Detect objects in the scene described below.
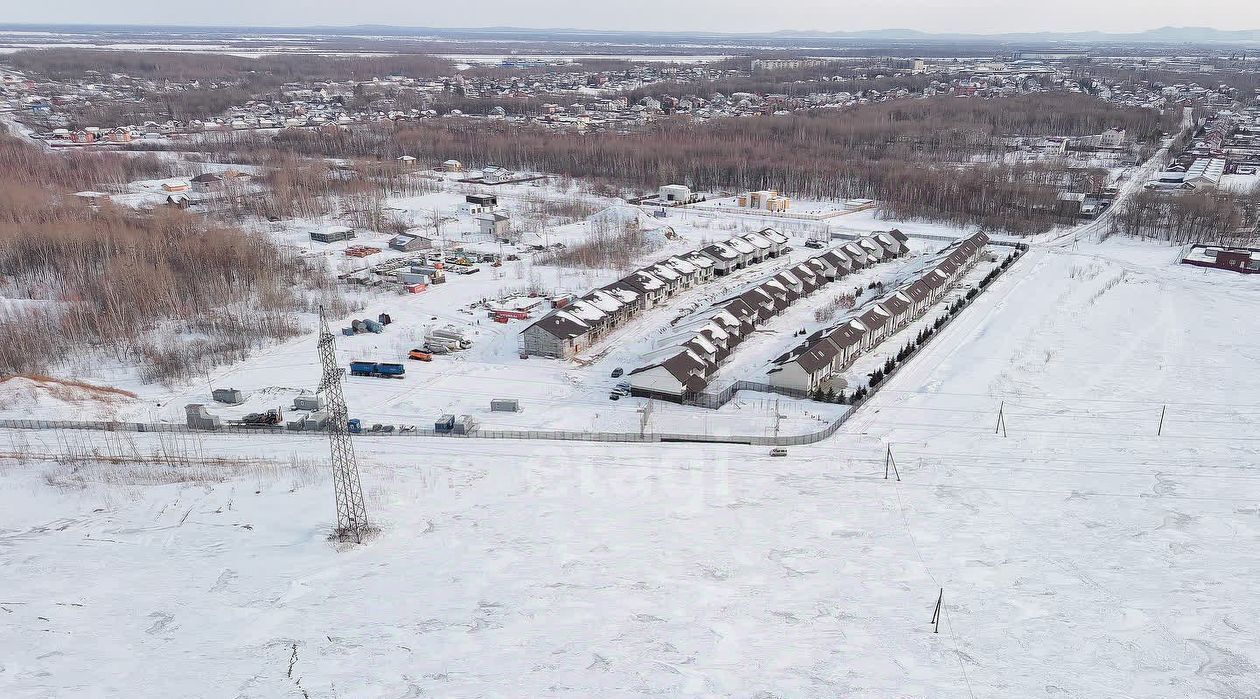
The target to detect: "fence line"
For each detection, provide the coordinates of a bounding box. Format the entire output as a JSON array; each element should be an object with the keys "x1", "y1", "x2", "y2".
[
  {"x1": 0, "y1": 246, "x2": 1026, "y2": 448},
  {"x1": 0, "y1": 416, "x2": 850, "y2": 447}
]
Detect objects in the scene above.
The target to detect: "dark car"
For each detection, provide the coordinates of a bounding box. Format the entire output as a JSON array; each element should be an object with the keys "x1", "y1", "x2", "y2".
[{"x1": 611, "y1": 367, "x2": 624, "y2": 378}]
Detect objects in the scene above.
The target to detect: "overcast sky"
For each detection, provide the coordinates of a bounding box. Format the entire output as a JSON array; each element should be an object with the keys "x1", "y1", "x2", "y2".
[{"x1": 6, "y1": 0, "x2": 1259, "y2": 35}]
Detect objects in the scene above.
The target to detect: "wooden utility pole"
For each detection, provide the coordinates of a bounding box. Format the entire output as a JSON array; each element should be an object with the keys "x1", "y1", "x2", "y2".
[
  {"x1": 931, "y1": 588, "x2": 943, "y2": 634},
  {"x1": 995, "y1": 401, "x2": 1007, "y2": 438},
  {"x1": 1157, "y1": 405, "x2": 1167, "y2": 436},
  {"x1": 884, "y1": 444, "x2": 900, "y2": 481}
]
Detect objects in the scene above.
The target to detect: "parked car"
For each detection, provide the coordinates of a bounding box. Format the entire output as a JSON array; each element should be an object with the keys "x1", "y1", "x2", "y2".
[
  {"x1": 804, "y1": 240, "x2": 825, "y2": 249},
  {"x1": 611, "y1": 367, "x2": 624, "y2": 378},
  {"x1": 609, "y1": 393, "x2": 620, "y2": 401},
  {"x1": 769, "y1": 447, "x2": 788, "y2": 457},
  {"x1": 408, "y1": 349, "x2": 433, "y2": 362},
  {"x1": 612, "y1": 386, "x2": 631, "y2": 397}
]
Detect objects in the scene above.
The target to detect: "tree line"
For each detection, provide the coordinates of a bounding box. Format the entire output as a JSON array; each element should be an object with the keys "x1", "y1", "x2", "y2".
[
  {"x1": 1112, "y1": 188, "x2": 1260, "y2": 245},
  {"x1": 200, "y1": 94, "x2": 1160, "y2": 233},
  {"x1": 0, "y1": 125, "x2": 345, "y2": 383},
  {"x1": 5, "y1": 49, "x2": 454, "y2": 84}
]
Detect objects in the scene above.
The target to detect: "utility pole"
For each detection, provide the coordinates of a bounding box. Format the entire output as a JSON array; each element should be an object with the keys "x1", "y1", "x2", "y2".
[
  {"x1": 930, "y1": 588, "x2": 943, "y2": 634},
  {"x1": 884, "y1": 444, "x2": 900, "y2": 481},
  {"x1": 995, "y1": 401, "x2": 1007, "y2": 438},
  {"x1": 1157, "y1": 404, "x2": 1167, "y2": 436},
  {"x1": 317, "y1": 308, "x2": 370, "y2": 543}
]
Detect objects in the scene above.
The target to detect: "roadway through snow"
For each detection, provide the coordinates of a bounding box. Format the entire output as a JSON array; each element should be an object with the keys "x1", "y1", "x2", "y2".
[{"x1": 1039, "y1": 105, "x2": 1196, "y2": 249}]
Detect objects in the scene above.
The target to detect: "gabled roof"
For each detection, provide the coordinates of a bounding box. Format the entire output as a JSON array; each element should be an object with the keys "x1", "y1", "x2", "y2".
[
  {"x1": 584, "y1": 289, "x2": 625, "y2": 313},
  {"x1": 796, "y1": 339, "x2": 840, "y2": 373},
  {"x1": 528, "y1": 311, "x2": 590, "y2": 340},
  {"x1": 567, "y1": 299, "x2": 609, "y2": 324},
  {"x1": 859, "y1": 237, "x2": 889, "y2": 257},
  {"x1": 824, "y1": 250, "x2": 853, "y2": 269},
  {"x1": 918, "y1": 269, "x2": 945, "y2": 290},
  {"x1": 601, "y1": 283, "x2": 641, "y2": 304},
  {"x1": 719, "y1": 298, "x2": 759, "y2": 324},
  {"x1": 882, "y1": 292, "x2": 912, "y2": 316},
  {"x1": 627, "y1": 269, "x2": 665, "y2": 292},
  {"x1": 650, "y1": 263, "x2": 680, "y2": 282},
  {"x1": 857, "y1": 305, "x2": 892, "y2": 330},
  {"x1": 667, "y1": 256, "x2": 697, "y2": 275},
  {"x1": 905, "y1": 279, "x2": 932, "y2": 303},
  {"x1": 828, "y1": 322, "x2": 865, "y2": 349},
  {"x1": 702, "y1": 242, "x2": 738, "y2": 260},
  {"x1": 887, "y1": 228, "x2": 909, "y2": 244},
  {"x1": 793, "y1": 263, "x2": 817, "y2": 280},
  {"x1": 726, "y1": 237, "x2": 756, "y2": 254},
  {"x1": 742, "y1": 232, "x2": 772, "y2": 249},
  {"x1": 758, "y1": 228, "x2": 788, "y2": 244},
  {"x1": 684, "y1": 334, "x2": 719, "y2": 357},
  {"x1": 842, "y1": 242, "x2": 871, "y2": 264},
  {"x1": 684, "y1": 252, "x2": 715, "y2": 268}
]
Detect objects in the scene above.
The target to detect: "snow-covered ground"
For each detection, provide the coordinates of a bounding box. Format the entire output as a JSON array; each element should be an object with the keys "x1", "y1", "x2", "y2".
[
  {"x1": 2, "y1": 179, "x2": 955, "y2": 438},
  {"x1": 3, "y1": 235, "x2": 1259, "y2": 697}
]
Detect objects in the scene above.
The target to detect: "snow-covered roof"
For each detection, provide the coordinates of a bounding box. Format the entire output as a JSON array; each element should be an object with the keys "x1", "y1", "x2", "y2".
[
  {"x1": 667, "y1": 256, "x2": 697, "y2": 274},
  {"x1": 567, "y1": 300, "x2": 608, "y2": 323},
  {"x1": 651, "y1": 264, "x2": 680, "y2": 282},
  {"x1": 742, "y1": 232, "x2": 771, "y2": 249}
]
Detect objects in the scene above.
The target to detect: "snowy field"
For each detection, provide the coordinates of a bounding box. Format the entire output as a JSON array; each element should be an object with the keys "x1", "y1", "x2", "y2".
[{"x1": 3, "y1": 235, "x2": 1259, "y2": 697}]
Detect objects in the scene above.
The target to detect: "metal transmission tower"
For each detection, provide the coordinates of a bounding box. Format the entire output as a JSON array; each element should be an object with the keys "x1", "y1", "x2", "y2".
[{"x1": 316, "y1": 310, "x2": 369, "y2": 542}]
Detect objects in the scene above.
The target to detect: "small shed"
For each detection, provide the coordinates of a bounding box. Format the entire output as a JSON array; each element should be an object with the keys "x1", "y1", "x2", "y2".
[
  {"x1": 490, "y1": 399, "x2": 520, "y2": 412},
  {"x1": 477, "y1": 212, "x2": 511, "y2": 238},
  {"x1": 190, "y1": 173, "x2": 224, "y2": 191},
  {"x1": 212, "y1": 388, "x2": 245, "y2": 405},
  {"x1": 311, "y1": 226, "x2": 356, "y2": 244},
  {"x1": 293, "y1": 394, "x2": 325, "y2": 411},
  {"x1": 658, "y1": 184, "x2": 692, "y2": 203},
  {"x1": 389, "y1": 233, "x2": 432, "y2": 252},
  {"x1": 185, "y1": 404, "x2": 222, "y2": 430}
]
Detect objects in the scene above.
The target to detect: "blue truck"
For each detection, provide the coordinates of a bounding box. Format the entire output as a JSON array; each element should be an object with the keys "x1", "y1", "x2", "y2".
[{"x1": 349, "y1": 361, "x2": 406, "y2": 378}]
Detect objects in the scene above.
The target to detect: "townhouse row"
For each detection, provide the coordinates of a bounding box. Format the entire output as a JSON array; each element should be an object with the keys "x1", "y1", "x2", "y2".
[
  {"x1": 766, "y1": 232, "x2": 991, "y2": 394},
  {"x1": 626, "y1": 230, "x2": 912, "y2": 401},
  {"x1": 520, "y1": 228, "x2": 791, "y2": 358}
]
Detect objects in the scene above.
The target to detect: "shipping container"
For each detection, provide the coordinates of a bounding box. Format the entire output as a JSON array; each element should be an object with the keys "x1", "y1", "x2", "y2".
[{"x1": 349, "y1": 361, "x2": 406, "y2": 378}]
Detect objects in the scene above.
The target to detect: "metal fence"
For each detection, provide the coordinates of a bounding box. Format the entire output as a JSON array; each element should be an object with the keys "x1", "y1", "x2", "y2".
[
  {"x1": 0, "y1": 249, "x2": 1024, "y2": 449},
  {"x1": 689, "y1": 380, "x2": 811, "y2": 409},
  {"x1": 0, "y1": 416, "x2": 850, "y2": 447}
]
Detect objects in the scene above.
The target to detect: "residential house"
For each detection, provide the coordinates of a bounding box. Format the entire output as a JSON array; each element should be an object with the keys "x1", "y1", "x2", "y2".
[
  {"x1": 628, "y1": 349, "x2": 710, "y2": 399},
  {"x1": 521, "y1": 311, "x2": 592, "y2": 358},
  {"x1": 701, "y1": 242, "x2": 740, "y2": 276}
]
